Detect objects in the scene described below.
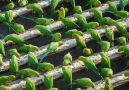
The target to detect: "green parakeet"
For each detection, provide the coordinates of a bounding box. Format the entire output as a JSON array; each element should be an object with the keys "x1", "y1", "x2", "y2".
[
  {"x1": 62, "y1": 53, "x2": 72, "y2": 66},
  {"x1": 39, "y1": 41, "x2": 63, "y2": 63},
  {"x1": 83, "y1": 48, "x2": 93, "y2": 56},
  {"x1": 74, "y1": 78, "x2": 95, "y2": 88},
  {"x1": 9, "y1": 55, "x2": 19, "y2": 73},
  {"x1": 10, "y1": 23, "x2": 25, "y2": 33},
  {"x1": 118, "y1": 46, "x2": 129, "y2": 57},
  {"x1": 73, "y1": 6, "x2": 82, "y2": 14},
  {"x1": 0, "y1": 41, "x2": 5, "y2": 56},
  {"x1": 78, "y1": 56, "x2": 102, "y2": 79},
  {"x1": 0, "y1": 54, "x2": 3, "y2": 66},
  {"x1": 0, "y1": 75, "x2": 16, "y2": 85},
  {"x1": 4, "y1": 34, "x2": 24, "y2": 44},
  {"x1": 87, "y1": 29, "x2": 101, "y2": 42},
  {"x1": 83, "y1": 22, "x2": 99, "y2": 31},
  {"x1": 57, "y1": 7, "x2": 67, "y2": 19},
  {"x1": 104, "y1": 25, "x2": 114, "y2": 46},
  {"x1": 124, "y1": 71, "x2": 129, "y2": 76},
  {"x1": 19, "y1": 44, "x2": 39, "y2": 52},
  {"x1": 100, "y1": 52, "x2": 111, "y2": 68},
  {"x1": 86, "y1": 0, "x2": 101, "y2": 7},
  {"x1": 112, "y1": 21, "x2": 127, "y2": 35},
  {"x1": 60, "y1": 17, "x2": 79, "y2": 28},
  {"x1": 90, "y1": 8, "x2": 103, "y2": 20},
  {"x1": 0, "y1": 13, "x2": 6, "y2": 22},
  {"x1": 115, "y1": 36, "x2": 126, "y2": 45},
  {"x1": 44, "y1": 74, "x2": 53, "y2": 89},
  {"x1": 101, "y1": 68, "x2": 113, "y2": 79},
  {"x1": 114, "y1": 11, "x2": 129, "y2": 18},
  {"x1": 28, "y1": 52, "x2": 38, "y2": 67},
  {"x1": 106, "y1": 1, "x2": 117, "y2": 12},
  {"x1": 0, "y1": 85, "x2": 11, "y2": 90},
  {"x1": 72, "y1": 33, "x2": 87, "y2": 49},
  {"x1": 16, "y1": 68, "x2": 40, "y2": 78},
  {"x1": 62, "y1": 66, "x2": 72, "y2": 84},
  {"x1": 73, "y1": 14, "x2": 87, "y2": 27},
  {"x1": 98, "y1": 41, "x2": 110, "y2": 52},
  {"x1": 34, "y1": 18, "x2": 54, "y2": 25},
  {"x1": 104, "y1": 77, "x2": 113, "y2": 90},
  {"x1": 99, "y1": 17, "x2": 115, "y2": 25},
  {"x1": 66, "y1": 0, "x2": 75, "y2": 7},
  {"x1": 34, "y1": 25, "x2": 52, "y2": 36},
  {"x1": 9, "y1": 49, "x2": 20, "y2": 58},
  {"x1": 5, "y1": 10, "x2": 14, "y2": 23},
  {"x1": 27, "y1": 3, "x2": 43, "y2": 17},
  {"x1": 38, "y1": 62, "x2": 54, "y2": 71},
  {"x1": 52, "y1": 33, "x2": 62, "y2": 42},
  {"x1": 18, "y1": 0, "x2": 28, "y2": 7},
  {"x1": 26, "y1": 78, "x2": 36, "y2": 90},
  {"x1": 6, "y1": 2, "x2": 15, "y2": 10},
  {"x1": 50, "y1": 0, "x2": 59, "y2": 17},
  {"x1": 65, "y1": 29, "x2": 83, "y2": 37}
]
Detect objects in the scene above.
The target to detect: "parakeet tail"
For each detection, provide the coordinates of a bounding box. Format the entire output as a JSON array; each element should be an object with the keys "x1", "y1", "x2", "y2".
[
  {"x1": 93, "y1": 70, "x2": 103, "y2": 79},
  {"x1": 17, "y1": 14, "x2": 34, "y2": 21},
  {"x1": 50, "y1": 8, "x2": 55, "y2": 18},
  {"x1": 124, "y1": 65, "x2": 129, "y2": 70},
  {"x1": 64, "y1": 82, "x2": 76, "y2": 87},
  {"x1": 39, "y1": 52, "x2": 50, "y2": 63}
]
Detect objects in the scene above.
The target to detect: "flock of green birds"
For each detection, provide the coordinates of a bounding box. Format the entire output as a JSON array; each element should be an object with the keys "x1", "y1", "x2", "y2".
[{"x1": 0, "y1": 0, "x2": 129, "y2": 90}]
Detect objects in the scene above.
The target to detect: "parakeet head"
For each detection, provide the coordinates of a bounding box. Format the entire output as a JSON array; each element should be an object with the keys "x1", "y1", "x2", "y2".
[
  {"x1": 49, "y1": 19, "x2": 54, "y2": 23},
  {"x1": 72, "y1": 33, "x2": 78, "y2": 38},
  {"x1": 8, "y1": 75, "x2": 16, "y2": 80},
  {"x1": 105, "y1": 77, "x2": 111, "y2": 85},
  {"x1": 104, "y1": 25, "x2": 108, "y2": 29},
  {"x1": 78, "y1": 56, "x2": 85, "y2": 61},
  {"x1": 118, "y1": 46, "x2": 125, "y2": 52},
  {"x1": 83, "y1": 48, "x2": 93, "y2": 56},
  {"x1": 35, "y1": 71, "x2": 40, "y2": 77}
]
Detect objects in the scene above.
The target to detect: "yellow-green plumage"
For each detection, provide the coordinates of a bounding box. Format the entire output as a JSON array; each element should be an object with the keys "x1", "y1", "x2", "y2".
[
  {"x1": 104, "y1": 77, "x2": 113, "y2": 90},
  {"x1": 5, "y1": 10, "x2": 14, "y2": 23},
  {"x1": 0, "y1": 54, "x2": 3, "y2": 66},
  {"x1": 26, "y1": 78, "x2": 36, "y2": 90},
  {"x1": 44, "y1": 74, "x2": 53, "y2": 89},
  {"x1": 19, "y1": 44, "x2": 39, "y2": 52},
  {"x1": 75, "y1": 78, "x2": 95, "y2": 88},
  {"x1": 28, "y1": 52, "x2": 38, "y2": 66},
  {"x1": 60, "y1": 17, "x2": 79, "y2": 28},
  {"x1": 107, "y1": 1, "x2": 117, "y2": 12},
  {"x1": 27, "y1": 3, "x2": 43, "y2": 17},
  {"x1": 0, "y1": 75, "x2": 16, "y2": 85},
  {"x1": 0, "y1": 85, "x2": 11, "y2": 90},
  {"x1": 16, "y1": 68, "x2": 40, "y2": 78},
  {"x1": 73, "y1": 6, "x2": 82, "y2": 14},
  {"x1": 114, "y1": 11, "x2": 129, "y2": 18},
  {"x1": 87, "y1": 29, "x2": 101, "y2": 42},
  {"x1": 11, "y1": 23, "x2": 25, "y2": 33},
  {"x1": 65, "y1": 29, "x2": 83, "y2": 37},
  {"x1": 9, "y1": 49, "x2": 20, "y2": 58},
  {"x1": 100, "y1": 52, "x2": 111, "y2": 68},
  {"x1": 72, "y1": 33, "x2": 86, "y2": 49},
  {"x1": 52, "y1": 33, "x2": 62, "y2": 42},
  {"x1": 19, "y1": 0, "x2": 28, "y2": 7},
  {"x1": 83, "y1": 22, "x2": 99, "y2": 30},
  {"x1": 90, "y1": 8, "x2": 103, "y2": 19},
  {"x1": 98, "y1": 41, "x2": 110, "y2": 52},
  {"x1": 38, "y1": 62, "x2": 54, "y2": 71},
  {"x1": 62, "y1": 53, "x2": 72, "y2": 66},
  {"x1": 73, "y1": 14, "x2": 87, "y2": 27},
  {"x1": 0, "y1": 41, "x2": 5, "y2": 56},
  {"x1": 4, "y1": 34, "x2": 24, "y2": 44},
  {"x1": 9, "y1": 55, "x2": 19, "y2": 73},
  {"x1": 101, "y1": 68, "x2": 113, "y2": 79},
  {"x1": 46, "y1": 88, "x2": 58, "y2": 90},
  {"x1": 34, "y1": 18, "x2": 54, "y2": 25},
  {"x1": 62, "y1": 66, "x2": 72, "y2": 84},
  {"x1": 83, "y1": 48, "x2": 93, "y2": 56},
  {"x1": 115, "y1": 36, "x2": 126, "y2": 45},
  {"x1": 6, "y1": 2, "x2": 15, "y2": 10}
]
